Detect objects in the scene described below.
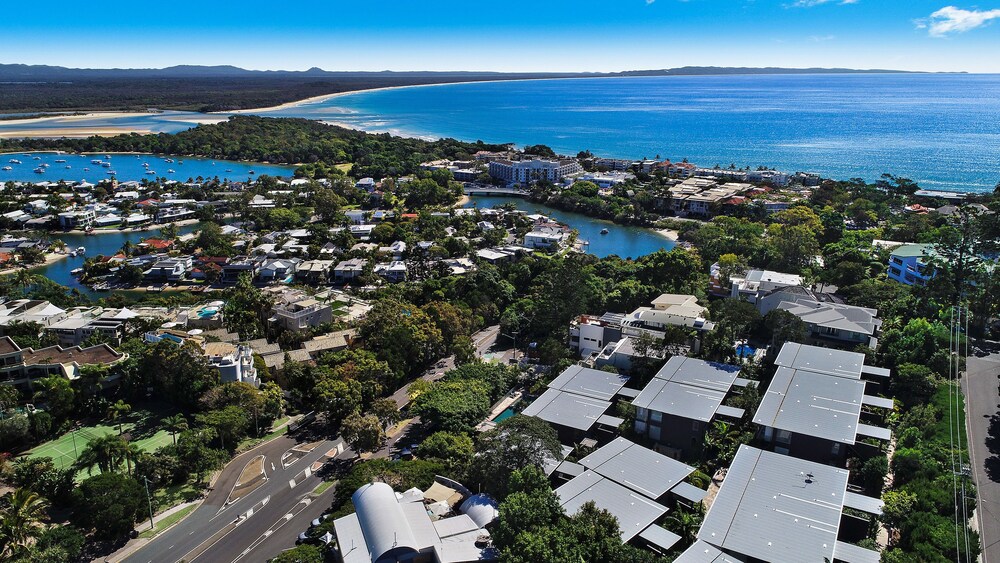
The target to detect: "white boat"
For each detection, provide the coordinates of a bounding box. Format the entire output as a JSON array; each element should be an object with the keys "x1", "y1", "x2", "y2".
[
  {"x1": 107, "y1": 170, "x2": 117, "y2": 175},
  {"x1": 167, "y1": 169, "x2": 175, "y2": 173},
  {"x1": 146, "y1": 170, "x2": 156, "y2": 175},
  {"x1": 143, "y1": 162, "x2": 149, "y2": 167},
  {"x1": 71, "y1": 268, "x2": 83, "y2": 275},
  {"x1": 33, "y1": 167, "x2": 45, "y2": 174},
  {"x1": 65, "y1": 165, "x2": 72, "y2": 169},
  {"x1": 1, "y1": 166, "x2": 11, "y2": 171},
  {"x1": 104, "y1": 155, "x2": 111, "y2": 159},
  {"x1": 84, "y1": 167, "x2": 90, "y2": 171},
  {"x1": 165, "y1": 158, "x2": 174, "y2": 163},
  {"x1": 54, "y1": 159, "x2": 66, "y2": 163},
  {"x1": 9, "y1": 159, "x2": 21, "y2": 164},
  {"x1": 248, "y1": 170, "x2": 255, "y2": 174},
  {"x1": 41, "y1": 163, "x2": 49, "y2": 168},
  {"x1": 225, "y1": 169, "x2": 232, "y2": 172},
  {"x1": 76, "y1": 246, "x2": 86, "y2": 255},
  {"x1": 102, "y1": 162, "x2": 112, "y2": 168},
  {"x1": 91, "y1": 159, "x2": 103, "y2": 165},
  {"x1": 33, "y1": 156, "x2": 41, "y2": 160}
]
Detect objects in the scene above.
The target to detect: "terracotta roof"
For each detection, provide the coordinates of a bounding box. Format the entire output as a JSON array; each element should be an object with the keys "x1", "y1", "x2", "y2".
[
  {"x1": 22, "y1": 343, "x2": 123, "y2": 366},
  {"x1": 0, "y1": 336, "x2": 21, "y2": 355}
]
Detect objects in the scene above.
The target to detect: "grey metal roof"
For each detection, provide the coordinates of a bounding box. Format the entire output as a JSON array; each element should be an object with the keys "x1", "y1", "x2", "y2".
[
  {"x1": 671, "y1": 481, "x2": 709, "y2": 504},
  {"x1": 632, "y1": 377, "x2": 727, "y2": 422},
  {"x1": 638, "y1": 524, "x2": 682, "y2": 551},
  {"x1": 674, "y1": 541, "x2": 745, "y2": 563},
  {"x1": 521, "y1": 388, "x2": 611, "y2": 431},
  {"x1": 833, "y1": 540, "x2": 881, "y2": 563},
  {"x1": 333, "y1": 513, "x2": 369, "y2": 563},
  {"x1": 861, "y1": 365, "x2": 891, "y2": 378},
  {"x1": 843, "y1": 491, "x2": 884, "y2": 515},
  {"x1": 862, "y1": 395, "x2": 895, "y2": 409},
  {"x1": 596, "y1": 414, "x2": 625, "y2": 427},
  {"x1": 856, "y1": 423, "x2": 892, "y2": 441},
  {"x1": 547, "y1": 364, "x2": 629, "y2": 401},
  {"x1": 773, "y1": 342, "x2": 866, "y2": 379},
  {"x1": 697, "y1": 445, "x2": 849, "y2": 563},
  {"x1": 555, "y1": 460, "x2": 586, "y2": 478},
  {"x1": 433, "y1": 514, "x2": 480, "y2": 539},
  {"x1": 578, "y1": 437, "x2": 695, "y2": 499},
  {"x1": 654, "y1": 356, "x2": 741, "y2": 391},
  {"x1": 555, "y1": 470, "x2": 669, "y2": 542},
  {"x1": 753, "y1": 367, "x2": 865, "y2": 445},
  {"x1": 715, "y1": 405, "x2": 746, "y2": 420}
]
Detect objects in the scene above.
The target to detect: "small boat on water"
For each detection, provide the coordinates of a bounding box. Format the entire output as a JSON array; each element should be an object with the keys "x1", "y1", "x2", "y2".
[
  {"x1": 54, "y1": 159, "x2": 66, "y2": 163},
  {"x1": 9, "y1": 159, "x2": 21, "y2": 164},
  {"x1": 40, "y1": 163, "x2": 49, "y2": 168},
  {"x1": 32, "y1": 156, "x2": 41, "y2": 160},
  {"x1": 600, "y1": 228, "x2": 609, "y2": 235},
  {"x1": 225, "y1": 169, "x2": 232, "y2": 172},
  {"x1": 65, "y1": 165, "x2": 72, "y2": 169},
  {"x1": 91, "y1": 159, "x2": 103, "y2": 165},
  {"x1": 146, "y1": 170, "x2": 156, "y2": 175},
  {"x1": 248, "y1": 170, "x2": 255, "y2": 174},
  {"x1": 104, "y1": 155, "x2": 111, "y2": 159},
  {"x1": 68, "y1": 250, "x2": 77, "y2": 257},
  {"x1": 71, "y1": 268, "x2": 83, "y2": 275},
  {"x1": 107, "y1": 170, "x2": 116, "y2": 175},
  {"x1": 76, "y1": 246, "x2": 86, "y2": 255},
  {"x1": 33, "y1": 167, "x2": 45, "y2": 174},
  {"x1": 1, "y1": 166, "x2": 11, "y2": 171},
  {"x1": 102, "y1": 162, "x2": 112, "y2": 168},
  {"x1": 83, "y1": 167, "x2": 90, "y2": 171},
  {"x1": 167, "y1": 169, "x2": 175, "y2": 173},
  {"x1": 165, "y1": 158, "x2": 174, "y2": 163}
]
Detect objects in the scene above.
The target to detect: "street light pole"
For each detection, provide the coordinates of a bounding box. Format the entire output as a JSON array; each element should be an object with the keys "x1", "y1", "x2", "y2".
[{"x1": 143, "y1": 476, "x2": 155, "y2": 531}]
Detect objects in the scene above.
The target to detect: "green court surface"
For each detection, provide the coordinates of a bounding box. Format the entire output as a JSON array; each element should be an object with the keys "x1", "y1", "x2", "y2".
[{"x1": 26, "y1": 404, "x2": 180, "y2": 471}]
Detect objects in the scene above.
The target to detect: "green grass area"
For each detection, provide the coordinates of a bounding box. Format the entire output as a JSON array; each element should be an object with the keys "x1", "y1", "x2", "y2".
[
  {"x1": 313, "y1": 480, "x2": 336, "y2": 495},
  {"x1": 139, "y1": 504, "x2": 198, "y2": 539},
  {"x1": 152, "y1": 481, "x2": 204, "y2": 510},
  {"x1": 335, "y1": 163, "x2": 353, "y2": 173},
  {"x1": 931, "y1": 381, "x2": 969, "y2": 460},
  {"x1": 27, "y1": 402, "x2": 181, "y2": 474}
]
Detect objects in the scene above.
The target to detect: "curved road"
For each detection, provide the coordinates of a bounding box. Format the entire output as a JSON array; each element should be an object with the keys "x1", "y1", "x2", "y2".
[{"x1": 124, "y1": 433, "x2": 345, "y2": 563}]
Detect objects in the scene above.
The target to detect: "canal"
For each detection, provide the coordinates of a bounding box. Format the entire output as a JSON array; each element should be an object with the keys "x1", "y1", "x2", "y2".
[{"x1": 464, "y1": 196, "x2": 675, "y2": 259}]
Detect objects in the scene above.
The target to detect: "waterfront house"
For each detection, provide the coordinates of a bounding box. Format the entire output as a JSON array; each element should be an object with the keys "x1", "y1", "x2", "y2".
[
  {"x1": 221, "y1": 260, "x2": 260, "y2": 285},
  {"x1": 145, "y1": 257, "x2": 193, "y2": 283}
]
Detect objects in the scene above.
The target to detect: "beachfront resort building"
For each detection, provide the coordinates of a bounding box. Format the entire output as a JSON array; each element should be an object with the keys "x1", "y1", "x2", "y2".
[{"x1": 487, "y1": 158, "x2": 583, "y2": 185}]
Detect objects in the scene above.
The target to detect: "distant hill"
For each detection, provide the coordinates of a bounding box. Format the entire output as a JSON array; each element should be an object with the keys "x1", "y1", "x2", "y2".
[
  {"x1": 0, "y1": 63, "x2": 926, "y2": 81},
  {"x1": 0, "y1": 63, "x2": 934, "y2": 114}
]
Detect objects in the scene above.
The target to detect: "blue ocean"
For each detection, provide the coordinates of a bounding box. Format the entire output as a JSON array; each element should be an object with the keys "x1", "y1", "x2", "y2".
[
  {"x1": 262, "y1": 74, "x2": 1000, "y2": 193},
  {"x1": 2, "y1": 74, "x2": 999, "y2": 192}
]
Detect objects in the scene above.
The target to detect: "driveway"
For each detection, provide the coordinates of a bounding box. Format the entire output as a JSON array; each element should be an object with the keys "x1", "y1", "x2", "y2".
[{"x1": 963, "y1": 350, "x2": 1000, "y2": 562}]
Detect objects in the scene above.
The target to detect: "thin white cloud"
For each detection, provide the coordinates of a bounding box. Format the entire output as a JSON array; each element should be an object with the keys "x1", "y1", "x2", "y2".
[
  {"x1": 922, "y1": 6, "x2": 1000, "y2": 36},
  {"x1": 792, "y1": 0, "x2": 858, "y2": 7}
]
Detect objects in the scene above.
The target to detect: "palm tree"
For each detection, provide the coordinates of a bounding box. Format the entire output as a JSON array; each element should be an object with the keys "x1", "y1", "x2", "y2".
[
  {"x1": 0, "y1": 488, "x2": 49, "y2": 558},
  {"x1": 664, "y1": 506, "x2": 703, "y2": 547},
  {"x1": 107, "y1": 400, "x2": 132, "y2": 435},
  {"x1": 12, "y1": 270, "x2": 35, "y2": 293},
  {"x1": 75, "y1": 434, "x2": 127, "y2": 475},
  {"x1": 164, "y1": 414, "x2": 189, "y2": 446},
  {"x1": 704, "y1": 420, "x2": 742, "y2": 465}
]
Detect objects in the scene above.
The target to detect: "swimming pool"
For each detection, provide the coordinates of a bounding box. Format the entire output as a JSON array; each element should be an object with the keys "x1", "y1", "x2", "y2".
[
  {"x1": 492, "y1": 407, "x2": 517, "y2": 423},
  {"x1": 735, "y1": 344, "x2": 757, "y2": 358}
]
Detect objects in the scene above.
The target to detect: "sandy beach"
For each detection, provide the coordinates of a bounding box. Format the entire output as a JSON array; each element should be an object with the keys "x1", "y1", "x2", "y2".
[
  {"x1": 654, "y1": 228, "x2": 679, "y2": 241},
  {"x1": 0, "y1": 251, "x2": 69, "y2": 277}
]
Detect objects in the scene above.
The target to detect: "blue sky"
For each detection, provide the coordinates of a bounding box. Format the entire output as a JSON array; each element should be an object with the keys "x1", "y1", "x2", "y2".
[{"x1": 4, "y1": 1, "x2": 999, "y2": 72}]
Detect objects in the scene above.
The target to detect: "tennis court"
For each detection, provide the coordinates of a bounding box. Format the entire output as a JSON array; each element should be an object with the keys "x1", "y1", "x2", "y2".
[{"x1": 26, "y1": 403, "x2": 181, "y2": 471}]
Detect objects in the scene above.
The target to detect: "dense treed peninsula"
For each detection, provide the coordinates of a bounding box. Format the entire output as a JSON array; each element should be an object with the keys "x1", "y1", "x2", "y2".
[
  {"x1": 0, "y1": 64, "x2": 918, "y2": 113},
  {"x1": 1, "y1": 116, "x2": 509, "y2": 179}
]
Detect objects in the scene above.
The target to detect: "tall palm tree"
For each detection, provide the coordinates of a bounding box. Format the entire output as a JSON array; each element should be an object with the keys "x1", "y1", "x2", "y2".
[
  {"x1": 0, "y1": 488, "x2": 48, "y2": 558},
  {"x1": 107, "y1": 400, "x2": 132, "y2": 435},
  {"x1": 664, "y1": 507, "x2": 703, "y2": 547},
  {"x1": 12, "y1": 270, "x2": 35, "y2": 293},
  {"x1": 164, "y1": 414, "x2": 189, "y2": 446},
  {"x1": 75, "y1": 434, "x2": 127, "y2": 475}
]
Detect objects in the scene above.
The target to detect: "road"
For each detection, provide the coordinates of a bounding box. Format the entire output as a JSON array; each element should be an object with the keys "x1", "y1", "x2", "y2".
[
  {"x1": 123, "y1": 432, "x2": 345, "y2": 563},
  {"x1": 963, "y1": 350, "x2": 1000, "y2": 563},
  {"x1": 126, "y1": 325, "x2": 504, "y2": 562}
]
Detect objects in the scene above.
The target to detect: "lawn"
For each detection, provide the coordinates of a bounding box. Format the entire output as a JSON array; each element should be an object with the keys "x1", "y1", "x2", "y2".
[{"x1": 334, "y1": 163, "x2": 353, "y2": 173}]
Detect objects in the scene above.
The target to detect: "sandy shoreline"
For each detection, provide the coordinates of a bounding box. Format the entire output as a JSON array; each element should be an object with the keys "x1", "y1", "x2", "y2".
[
  {"x1": 0, "y1": 251, "x2": 69, "y2": 277},
  {"x1": 654, "y1": 228, "x2": 679, "y2": 241},
  {"x1": 60, "y1": 218, "x2": 202, "y2": 236}
]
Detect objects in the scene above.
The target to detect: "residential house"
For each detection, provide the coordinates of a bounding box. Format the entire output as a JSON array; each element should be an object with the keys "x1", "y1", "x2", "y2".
[
  {"x1": 270, "y1": 297, "x2": 333, "y2": 333},
  {"x1": 296, "y1": 260, "x2": 334, "y2": 285},
  {"x1": 300, "y1": 329, "x2": 357, "y2": 359},
  {"x1": 145, "y1": 257, "x2": 193, "y2": 283},
  {"x1": 0, "y1": 300, "x2": 68, "y2": 332},
  {"x1": 334, "y1": 258, "x2": 368, "y2": 284},
  {"x1": 631, "y1": 356, "x2": 746, "y2": 459},
  {"x1": 710, "y1": 265, "x2": 803, "y2": 302},
  {"x1": 221, "y1": 260, "x2": 260, "y2": 285},
  {"x1": 757, "y1": 286, "x2": 881, "y2": 348},
  {"x1": 374, "y1": 261, "x2": 408, "y2": 283},
  {"x1": 45, "y1": 307, "x2": 138, "y2": 346},
  {"x1": 569, "y1": 313, "x2": 624, "y2": 358},
  {"x1": 887, "y1": 243, "x2": 936, "y2": 286},
  {"x1": 675, "y1": 445, "x2": 882, "y2": 563},
  {"x1": 522, "y1": 365, "x2": 632, "y2": 444},
  {"x1": 258, "y1": 258, "x2": 301, "y2": 284},
  {"x1": 753, "y1": 342, "x2": 891, "y2": 466},
  {"x1": 621, "y1": 294, "x2": 715, "y2": 341}
]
